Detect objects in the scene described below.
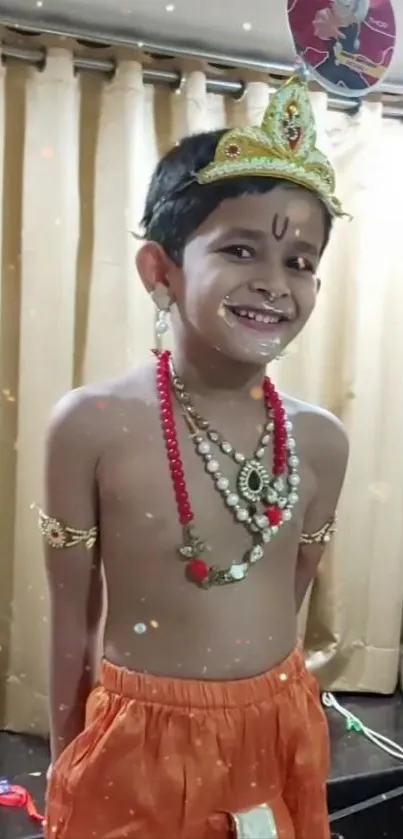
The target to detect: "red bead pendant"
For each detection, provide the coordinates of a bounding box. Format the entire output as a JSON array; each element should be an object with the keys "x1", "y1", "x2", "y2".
[
  {"x1": 188, "y1": 558, "x2": 210, "y2": 584},
  {"x1": 266, "y1": 505, "x2": 283, "y2": 527}
]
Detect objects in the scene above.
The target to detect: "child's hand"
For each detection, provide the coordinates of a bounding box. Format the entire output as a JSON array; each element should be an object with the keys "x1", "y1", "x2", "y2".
[{"x1": 314, "y1": 8, "x2": 346, "y2": 41}]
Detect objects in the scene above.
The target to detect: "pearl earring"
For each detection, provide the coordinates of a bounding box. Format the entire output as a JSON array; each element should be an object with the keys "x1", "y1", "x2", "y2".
[{"x1": 152, "y1": 283, "x2": 172, "y2": 349}]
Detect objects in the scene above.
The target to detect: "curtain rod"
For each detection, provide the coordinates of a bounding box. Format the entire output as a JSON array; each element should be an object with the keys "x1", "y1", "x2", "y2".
[
  {"x1": 1, "y1": 12, "x2": 403, "y2": 97},
  {"x1": 2, "y1": 43, "x2": 403, "y2": 118},
  {"x1": 1, "y1": 43, "x2": 403, "y2": 120}
]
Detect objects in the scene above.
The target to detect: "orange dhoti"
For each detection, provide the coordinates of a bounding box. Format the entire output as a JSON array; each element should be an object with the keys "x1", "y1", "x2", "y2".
[{"x1": 45, "y1": 646, "x2": 330, "y2": 838}]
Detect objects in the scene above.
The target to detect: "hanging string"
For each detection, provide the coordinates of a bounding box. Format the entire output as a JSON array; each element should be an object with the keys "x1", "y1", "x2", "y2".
[
  {"x1": 323, "y1": 692, "x2": 403, "y2": 761},
  {"x1": 0, "y1": 778, "x2": 44, "y2": 826}
]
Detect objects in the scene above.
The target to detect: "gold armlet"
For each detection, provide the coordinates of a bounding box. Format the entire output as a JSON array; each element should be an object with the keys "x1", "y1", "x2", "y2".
[
  {"x1": 300, "y1": 513, "x2": 337, "y2": 546},
  {"x1": 38, "y1": 510, "x2": 98, "y2": 550}
]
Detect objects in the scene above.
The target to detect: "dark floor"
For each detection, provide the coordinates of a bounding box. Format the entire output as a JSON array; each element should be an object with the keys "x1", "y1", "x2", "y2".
[
  {"x1": 0, "y1": 693, "x2": 403, "y2": 838},
  {"x1": 326, "y1": 691, "x2": 403, "y2": 837}
]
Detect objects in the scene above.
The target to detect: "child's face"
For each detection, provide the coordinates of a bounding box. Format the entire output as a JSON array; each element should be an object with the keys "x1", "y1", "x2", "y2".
[{"x1": 170, "y1": 185, "x2": 326, "y2": 365}]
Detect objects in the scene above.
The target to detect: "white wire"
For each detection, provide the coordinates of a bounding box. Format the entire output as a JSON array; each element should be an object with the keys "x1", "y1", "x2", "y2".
[{"x1": 322, "y1": 692, "x2": 403, "y2": 761}]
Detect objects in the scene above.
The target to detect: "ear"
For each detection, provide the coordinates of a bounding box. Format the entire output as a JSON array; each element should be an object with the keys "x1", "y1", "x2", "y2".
[{"x1": 136, "y1": 242, "x2": 174, "y2": 297}]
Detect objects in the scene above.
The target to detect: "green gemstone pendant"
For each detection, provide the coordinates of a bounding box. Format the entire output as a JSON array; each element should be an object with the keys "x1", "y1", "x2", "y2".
[{"x1": 237, "y1": 459, "x2": 270, "y2": 503}]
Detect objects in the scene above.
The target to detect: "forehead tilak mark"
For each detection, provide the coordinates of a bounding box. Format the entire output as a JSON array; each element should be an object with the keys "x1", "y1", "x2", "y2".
[{"x1": 271, "y1": 214, "x2": 289, "y2": 242}]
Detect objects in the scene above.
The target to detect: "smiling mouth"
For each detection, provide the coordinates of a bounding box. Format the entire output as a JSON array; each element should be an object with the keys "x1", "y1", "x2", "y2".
[{"x1": 224, "y1": 304, "x2": 289, "y2": 327}]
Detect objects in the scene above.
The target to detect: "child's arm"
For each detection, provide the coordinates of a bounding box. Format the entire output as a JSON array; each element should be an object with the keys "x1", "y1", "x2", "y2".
[
  {"x1": 41, "y1": 391, "x2": 103, "y2": 765},
  {"x1": 295, "y1": 411, "x2": 349, "y2": 611}
]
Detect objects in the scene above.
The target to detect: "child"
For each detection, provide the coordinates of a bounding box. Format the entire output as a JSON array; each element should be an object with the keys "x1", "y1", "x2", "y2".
[{"x1": 41, "y1": 75, "x2": 349, "y2": 839}]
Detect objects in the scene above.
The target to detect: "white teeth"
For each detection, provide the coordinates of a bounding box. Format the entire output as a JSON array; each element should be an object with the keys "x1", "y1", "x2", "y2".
[{"x1": 231, "y1": 306, "x2": 281, "y2": 324}]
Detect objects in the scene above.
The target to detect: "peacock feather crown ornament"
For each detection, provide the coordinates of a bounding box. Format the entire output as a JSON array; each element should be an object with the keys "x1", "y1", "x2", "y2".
[{"x1": 196, "y1": 74, "x2": 345, "y2": 217}]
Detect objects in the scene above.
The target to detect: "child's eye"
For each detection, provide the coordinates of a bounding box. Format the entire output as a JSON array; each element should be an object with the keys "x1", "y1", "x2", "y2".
[
  {"x1": 220, "y1": 245, "x2": 256, "y2": 260},
  {"x1": 288, "y1": 256, "x2": 315, "y2": 273}
]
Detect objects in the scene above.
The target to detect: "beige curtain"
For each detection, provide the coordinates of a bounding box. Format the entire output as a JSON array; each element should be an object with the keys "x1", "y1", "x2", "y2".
[{"x1": 1, "y1": 47, "x2": 403, "y2": 734}]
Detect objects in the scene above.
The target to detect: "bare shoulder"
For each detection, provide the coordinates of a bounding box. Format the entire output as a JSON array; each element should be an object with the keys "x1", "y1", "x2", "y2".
[
  {"x1": 47, "y1": 362, "x2": 155, "y2": 455},
  {"x1": 284, "y1": 394, "x2": 349, "y2": 477},
  {"x1": 44, "y1": 363, "x2": 156, "y2": 533},
  {"x1": 282, "y1": 396, "x2": 349, "y2": 526}
]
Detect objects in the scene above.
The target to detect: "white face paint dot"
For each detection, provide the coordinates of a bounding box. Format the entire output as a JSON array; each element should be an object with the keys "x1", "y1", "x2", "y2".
[{"x1": 134, "y1": 622, "x2": 147, "y2": 634}]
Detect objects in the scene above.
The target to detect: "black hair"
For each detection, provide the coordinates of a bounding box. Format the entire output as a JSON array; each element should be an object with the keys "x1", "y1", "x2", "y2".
[{"x1": 141, "y1": 129, "x2": 333, "y2": 265}]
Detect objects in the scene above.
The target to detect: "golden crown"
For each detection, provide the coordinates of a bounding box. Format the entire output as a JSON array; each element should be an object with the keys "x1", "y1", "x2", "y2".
[{"x1": 196, "y1": 74, "x2": 344, "y2": 217}]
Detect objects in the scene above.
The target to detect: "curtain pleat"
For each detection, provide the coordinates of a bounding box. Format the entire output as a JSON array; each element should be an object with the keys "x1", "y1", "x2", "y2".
[
  {"x1": 83, "y1": 61, "x2": 154, "y2": 382},
  {"x1": 5, "y1": 49, "x2": 80, "y2": 731},
  {"x1": 0, "y1": 53, "x2": 13, "y2": 725}
]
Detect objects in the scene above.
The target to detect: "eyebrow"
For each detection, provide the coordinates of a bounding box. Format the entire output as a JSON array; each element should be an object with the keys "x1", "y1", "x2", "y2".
[
  {"x1": 288, "y1": 239, "x2": 320, "y2": 257},
  {"x1": 213, "y1": 227, "x2": 320, "y2": 256}
]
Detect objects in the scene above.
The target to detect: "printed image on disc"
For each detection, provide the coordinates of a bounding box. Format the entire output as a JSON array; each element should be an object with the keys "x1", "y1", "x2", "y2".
[{"x1": 287, "y1": 0, "x2": 396, "y2": 96}]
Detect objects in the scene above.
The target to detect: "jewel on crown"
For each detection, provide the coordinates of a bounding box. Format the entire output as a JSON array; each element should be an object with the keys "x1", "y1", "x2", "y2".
[
  {"x1": 284, "y1": 102, "x2": 301, "y2": 149},
  {"x1": 196, "y1": 72, "x2": 345, "y2": 218}
]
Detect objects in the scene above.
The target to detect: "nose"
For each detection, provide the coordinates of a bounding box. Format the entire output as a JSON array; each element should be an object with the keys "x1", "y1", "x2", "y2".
[{"x1": 248, "y1": 274, "x2": 291, "y2": 300}]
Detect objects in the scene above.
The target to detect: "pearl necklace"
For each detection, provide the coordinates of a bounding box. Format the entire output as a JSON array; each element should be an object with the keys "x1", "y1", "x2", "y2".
[{"x1": 156, "y1": 351, "x2": 300, "y2": 588}]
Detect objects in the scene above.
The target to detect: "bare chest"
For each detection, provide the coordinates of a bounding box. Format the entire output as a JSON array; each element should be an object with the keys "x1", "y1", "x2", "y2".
[{"x1": 97, "y1": 400, "x2": 316, "y2": 571}]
